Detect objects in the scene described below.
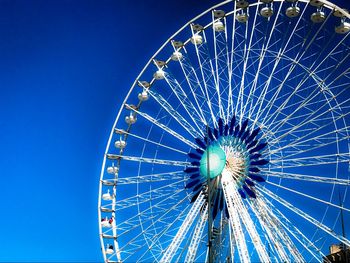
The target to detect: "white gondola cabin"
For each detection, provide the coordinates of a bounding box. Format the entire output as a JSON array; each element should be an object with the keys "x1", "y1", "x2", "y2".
[
  {"x1": 260, "y1": 7, "x2": 274, "y2": 18},
  {"x1": 138, "y1": 90, "x2": 149, "y2": 101},
  {"x1": 286, "y1": 6, "x2": 300, "y2": 18},
  {"x1": 107, "y1": 166, "x2": 118, "y2": 175},
  {"x1": 171, "y1": 51, "x2": 183, "y2": 61},
  {"x1": 102, "y1": 189, "x2": 113, "y2": 201},
  {"x1": 191, "y1": 34, "x2": 203, "y2": 45},
  {"x1": 153, "y1": 69, "x2": 165, "y2": 80},
  {"x1": 105, "y1": 244, "x2": 114, "y2": 254},
  {"x1": 213, "y1": 20, "x2": 225, "y2": 32},
  {"x1": 335, "y1": 22, "x2": 350, "y2": 34},
  {"x1": 311, "y1": 11, "x2": 325, "y2": 23}
]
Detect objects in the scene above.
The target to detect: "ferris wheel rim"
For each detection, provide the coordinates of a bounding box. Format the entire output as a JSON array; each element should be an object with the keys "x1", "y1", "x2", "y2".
[{"x1": 98, "y1": 0, "x2": 350, "y2": 261}]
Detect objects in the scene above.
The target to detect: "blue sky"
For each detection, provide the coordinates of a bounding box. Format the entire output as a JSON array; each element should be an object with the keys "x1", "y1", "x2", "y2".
[
  {"x1": 0, "y1": 0, "x2": 215, "y2": 261},
  {"x1": 0, "y1": 0, "x2": 349, "y2": 262}
]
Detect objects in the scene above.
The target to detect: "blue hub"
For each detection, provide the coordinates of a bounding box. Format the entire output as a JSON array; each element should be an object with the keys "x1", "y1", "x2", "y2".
[{"x1": 184, "y1": 115, "x2": 269, "y2": 219}]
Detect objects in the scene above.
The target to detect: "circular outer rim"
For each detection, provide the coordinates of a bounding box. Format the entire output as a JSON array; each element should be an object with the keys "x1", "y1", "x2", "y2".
[{"x1": 98, "y1": 0, "x2": 350, "y2": 261}]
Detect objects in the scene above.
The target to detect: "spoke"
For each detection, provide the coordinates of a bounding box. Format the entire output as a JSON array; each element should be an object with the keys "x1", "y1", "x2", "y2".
[
  {"x1": 263, "y1": 74, "x2": 320, "y2": 134},
  {"x1": 105, "y1": 199, "x2": 187, "y2": 261},
  {"x1": 173, "y1": 45, "x2": 207, "y2": 125},
  {"x1": 219, "y1": 15, "x2": 232, "y2": 123},
  {"x1": 270, "y1": 152, "x2": 349, "y2": 168},
  {"x1": 255, "y1": 3, "x2": 311, "y2": 126},
  {"x1": 161, "y1": 66, "x2": 207, "y2": 130},
  {"x1": 262, "y1": 32, "x2": 350, "y2": 129},
  {"x1": 175, "y1": 46, "x2": 210, "y2": 123},
  {"x1": 236, "y1": 1, "x2": 260, "y2": 121},
  {"x1": 136, "y1": 198, "x2": 195, "y2": 262},
  {"x1": 122, "y1": 195, "x2": 190, "y2": 262},
  {"x1": 266, "y1": 181, "x2": 350, "y2": 213},
  {"x1": 210, "y1": 20, "x2": 225, "y2": 121},
  {"x1": 107, "y1": 180, "x2": 184, "y2": 211},
  {"x1": 107, "y1": 154, "x2": 190, "y2": 167},
  {"x1": 111, "y1": 171, "x2": 184, "y2": 184},
  {"x1": 319, "y1": 52, "x2": 350, "y2": 88},
  {"x1": 269, "y1": 123, "x2": 350, "y2": 156},
  {"x1": 201, "y1": 30, "x2": 225, "y2": 120},
  {"x1": 235, "y1": 18, "x2": 249, "y2": 121},
  {"x1": 266, "y1": 86, "x2": 341, "y2": 138},
  {"x1": 245, "y1": 5, "x2": 284, "y2": 120},
  {"x1": 271, "y1": 106, "x2": 350, "y2": 150},
  {"x1": 147, "y1": 88, "x2": 204, "y2": 138},
  {"x1": 160, "y1": 194, "x2": 205, "y2": 263},
  {"x1": 190, "y1": 27, "x2": 218, "y2": 125},
  {"x1": 248, "y1": 200, "x2": 297, "y2": 262},
  {"x1": 264, "y1": 170, "x2": 350, "y2": 186},
  {"x1": 221, "y1": 172, "x2": 250, "y2": 263},
  {"x1": 257, "y1": 185, "x2": 350, "y2": 247},
  {"x1": 258, "y1": 194, "x2": 328, "y2": 262},
  {"x1": 184, "y1": 204, "x2": 207, "y2": 263},
  {"x1": 125, "y1": 104, "x2": 198, "y2": 149},
  {"x1": 115, "y1": 129, "x2": 188, "y2": 155},
  {"x1": 112, "y1": 188, "x2": 186, "y2": 237},
  {"x1": 228, "y1": 1, "x2": 238, "y2": 118}
]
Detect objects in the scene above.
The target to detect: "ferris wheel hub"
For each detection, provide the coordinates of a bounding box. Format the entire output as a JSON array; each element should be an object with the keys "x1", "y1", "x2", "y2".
[{"x1": 199, "y1": 144, "x2": 226, "y2": 179}]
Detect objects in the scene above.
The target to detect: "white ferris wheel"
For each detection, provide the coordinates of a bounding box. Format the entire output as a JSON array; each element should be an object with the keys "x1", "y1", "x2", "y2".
[{"x1": 98, "y1": 0, "x2": 350, "y2": 262}]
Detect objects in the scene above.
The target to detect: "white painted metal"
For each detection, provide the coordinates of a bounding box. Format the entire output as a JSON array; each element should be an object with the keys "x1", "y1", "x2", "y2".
[
  {"x1": 184, "y1": 205, "x2": 208, "y2": 263},
  {"x1": 222, "y1": 170, "x2": 270, "y2": 262},
  {"x1": 160, "y1": 194, "x2": 205, "y2": 263},
  {"x1": 258, "y1": 186, "x2": 350, "y2": 247},
  {"x1": 250, "y1": 198, "x2": 305, "y2": 262},
  {"x1": 221, "y1": 171, "x2": 250, "y2": 263},
  {"x1": 98, "y1": 0, "x2": 350, "y2": 262},
  {"x1": 258, "y1": 194, "x2": 328, "y2": 261}
]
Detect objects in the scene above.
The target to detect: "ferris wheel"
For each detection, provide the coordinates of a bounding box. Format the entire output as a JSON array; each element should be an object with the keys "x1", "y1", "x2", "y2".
[{"x1": 98, "y1": 0, "x2": 350, "y2": 262}]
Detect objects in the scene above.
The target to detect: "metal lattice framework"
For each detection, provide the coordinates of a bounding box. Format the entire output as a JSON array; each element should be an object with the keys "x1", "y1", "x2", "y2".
[{"x1": 98, "y1": 0, "x2": 350, "y2": 262}]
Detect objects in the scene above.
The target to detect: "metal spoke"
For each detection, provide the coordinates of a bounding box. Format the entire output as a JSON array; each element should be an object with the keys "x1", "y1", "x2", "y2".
[
  {"x1": 99, "y1": 1, "x2": 350, "y2": 262},
  {"x1": 160, "y1": 194, "x2": 205, "y2": 262},
  {"x1": 264, "y1": 170, "x2": 350, "y2": 186},
  {"x1": 266, "y1": 181, "x2": 350, "y2": 212},
  {"x1": 184, "y1": 204, "x2": 208, "y2": 263},
  {"x1": 125, "y1": 104, "x2": 198, "y2": 149},
  {"x1": 257, "y1": 185, "x2": 350, "y2": 247}
]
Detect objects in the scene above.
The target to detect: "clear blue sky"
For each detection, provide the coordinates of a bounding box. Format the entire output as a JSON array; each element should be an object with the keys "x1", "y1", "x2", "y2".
[
  {"x1": 0, "y1": 0, "x2": 349, "y2": 262},
  {"x1": 0, "y1": 0, "x2": 215, "y2": 261}
]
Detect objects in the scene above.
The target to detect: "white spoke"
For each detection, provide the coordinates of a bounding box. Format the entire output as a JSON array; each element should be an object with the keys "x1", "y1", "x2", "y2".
[
  {"x1": 190, "y1": 26, "x2": 218, "y2": 125},
  {"x1": 257, "y1": 185, "x2": 350, "y2": 247},
  {"x1": 148, "y1": 88, "x2": 204, "y2": 138},
  {"x1": 116, "y1": 128, "x2": 188, "y2": 155},
  {"x1": 222, "y1": 172, "x2": 250, "y2": 263},
  {"x1": 107, "y1": 154, "x2": 190, "y2": 167},
  {"x1": 114, "y1": 171, "x2": 184, "y2": 184},
  {"x1": 125, "y1": 104, "x2": 198, "y2": 148},
  {"x1": 266, "y1": 181, "x2": 350, "y2": 212},
  {"x1": 99, "y1": 1, "x2": 350, "y2": 262},
  {"x1": 184, "y1": 204, "x2": 207, "y2": 263},
  {"x1": 270, "y1": 153, "x2": 350, "y2": 168},
  {"x1": 256, "y1": 195, "x2": 325, "y2": 262},
  {"x1": 264, "y1": 170, "x2": 350, "y2": 186},
  {"x1": 160, "y1": 193, "x2": 205, "y2": 262},
  {"x1": 175, "y1": 46, "x2": 210, "y2": 123},
  {"x1": 249, "y1": 199, "x2": 299, "y2": 262}
]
